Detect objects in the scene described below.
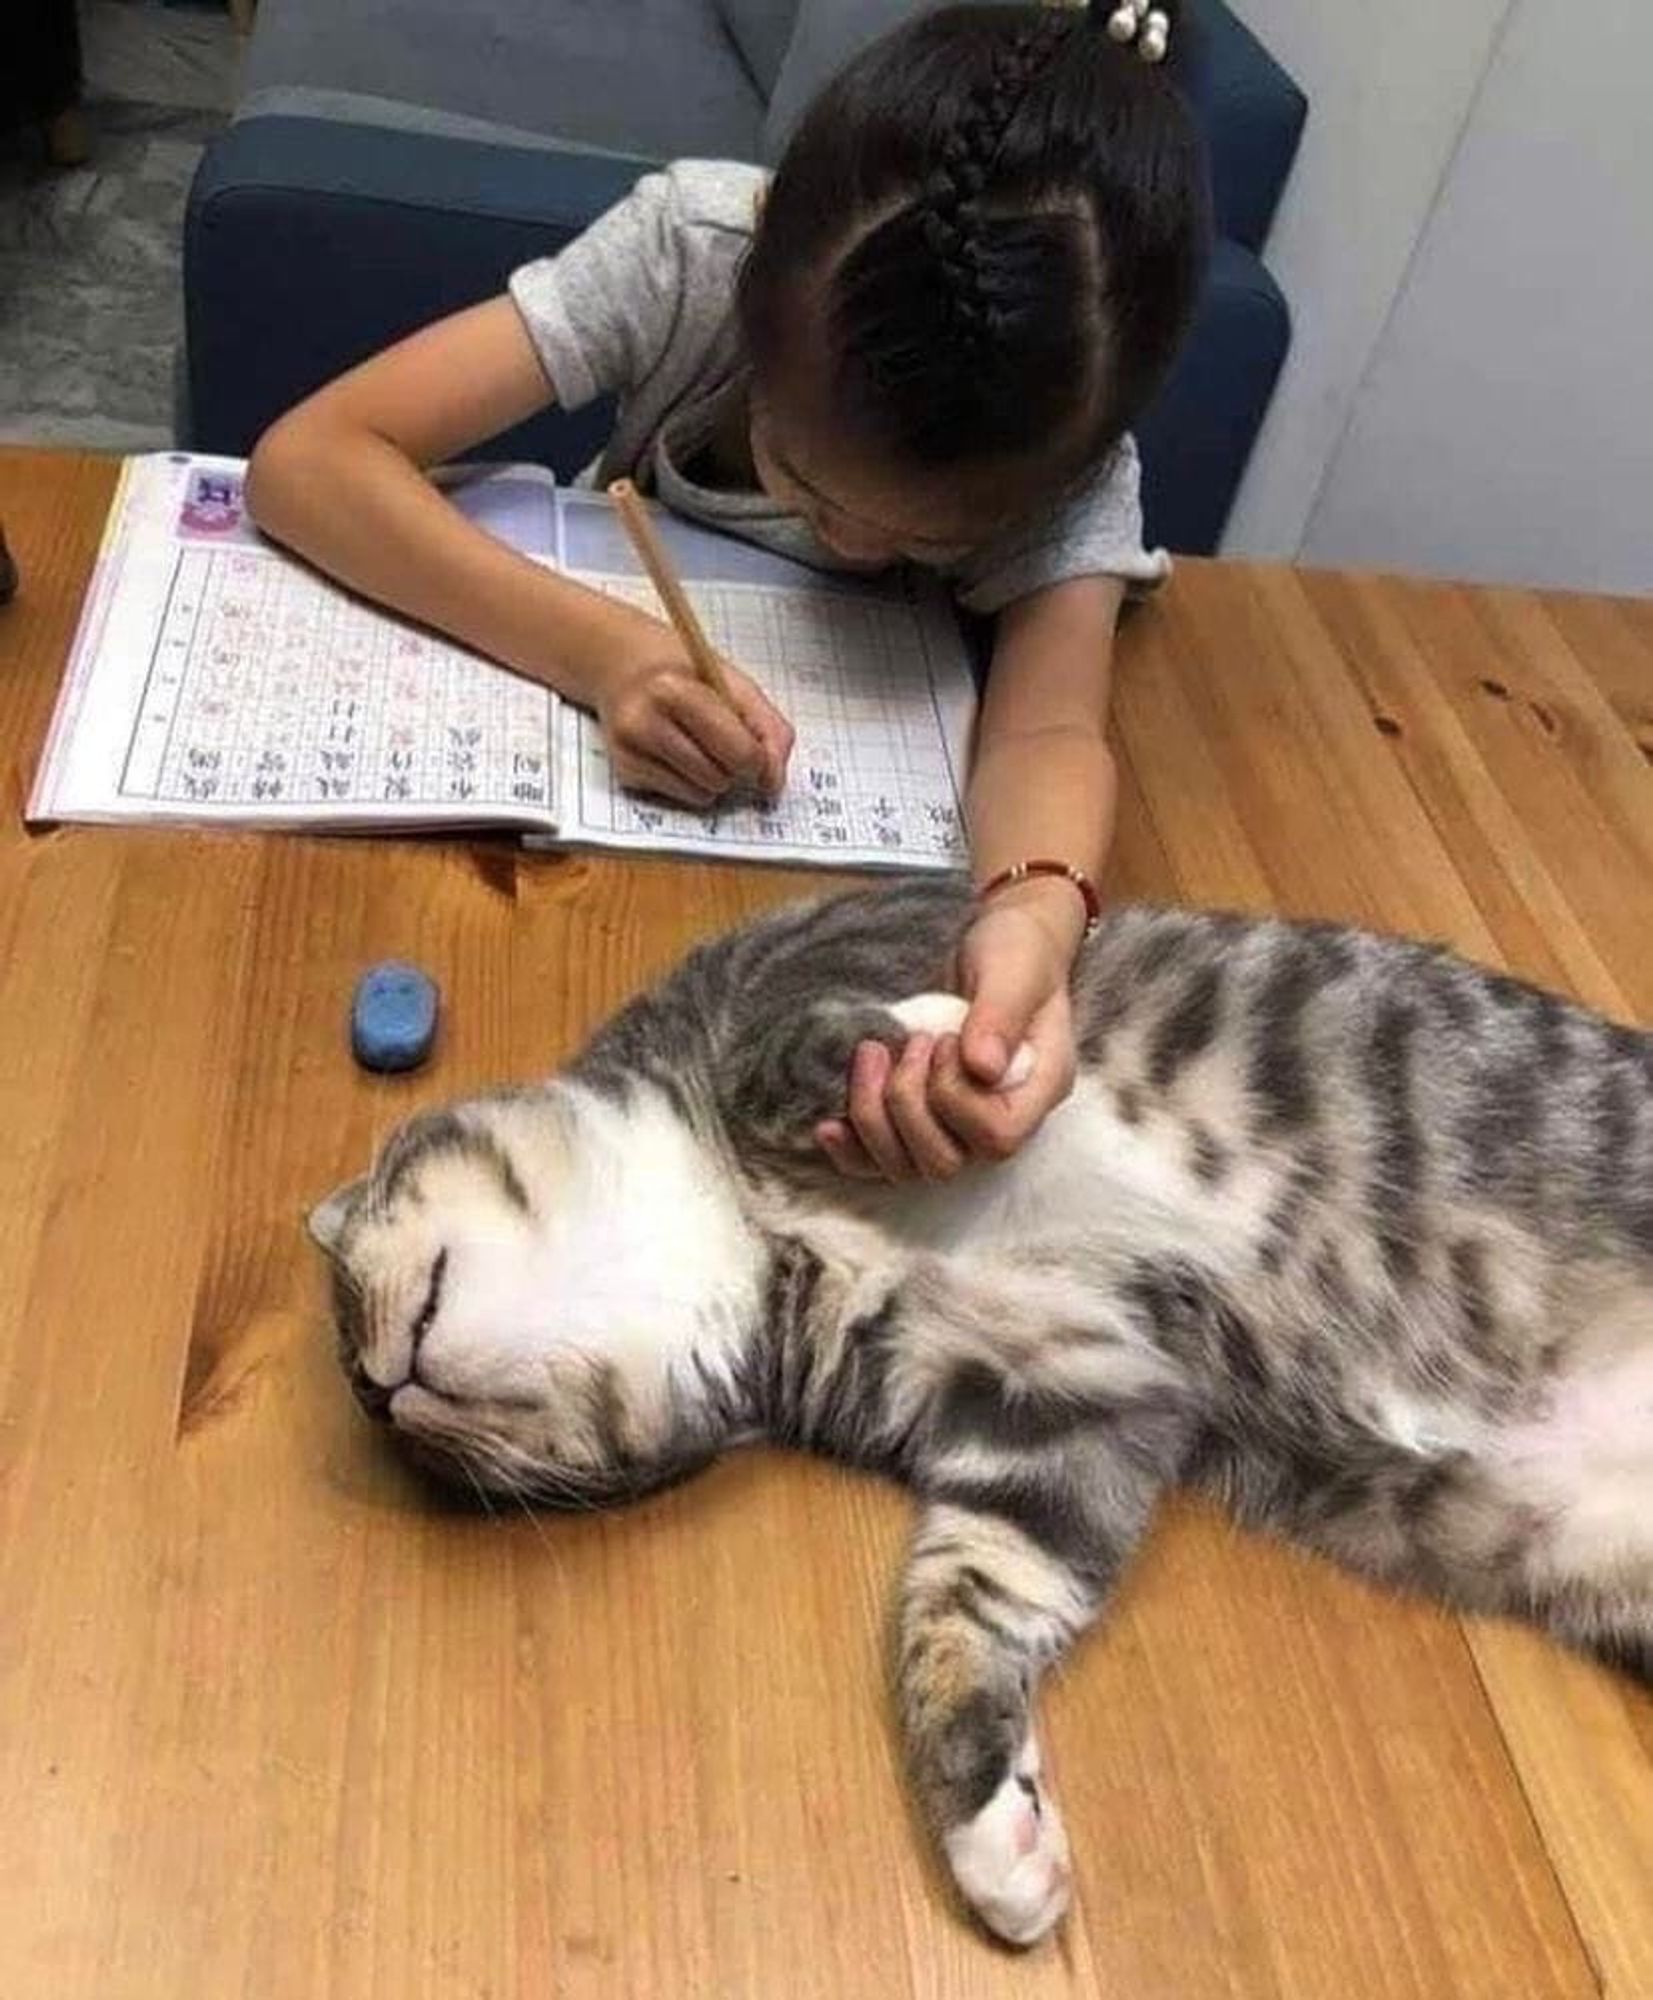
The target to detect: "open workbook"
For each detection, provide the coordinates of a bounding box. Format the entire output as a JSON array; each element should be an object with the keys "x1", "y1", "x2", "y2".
[{"x1": 28, "y1": 454, "x2": 976, "y2": 870}]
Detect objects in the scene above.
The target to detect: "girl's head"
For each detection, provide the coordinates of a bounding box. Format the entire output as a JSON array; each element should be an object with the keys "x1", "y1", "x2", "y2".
[{"x1": 739, "y1": 2, "x2": 1210, "y2": 564}]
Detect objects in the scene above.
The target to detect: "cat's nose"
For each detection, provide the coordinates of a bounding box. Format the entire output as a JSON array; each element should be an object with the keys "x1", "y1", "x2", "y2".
[{"x1": 350, "y1": 1366, "x2": 396, "y2": 1424}]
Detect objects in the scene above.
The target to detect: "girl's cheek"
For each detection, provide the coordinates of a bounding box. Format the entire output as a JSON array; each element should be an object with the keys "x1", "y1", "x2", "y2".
[{"x1": 812, "y1": 511, "x2": 897, "y2": 566}]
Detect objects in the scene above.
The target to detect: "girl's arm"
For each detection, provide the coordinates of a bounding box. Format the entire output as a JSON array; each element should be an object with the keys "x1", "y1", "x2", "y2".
[
  {"x1": 246, "y1": 298, "x2": 788, "y2": 799},
  {"x1": 818, "y1": 574, "x2": 1124, "y2": 1180},
  {"x1": 962, "y1": 571, "x2": 1121, "y2": 1006}
]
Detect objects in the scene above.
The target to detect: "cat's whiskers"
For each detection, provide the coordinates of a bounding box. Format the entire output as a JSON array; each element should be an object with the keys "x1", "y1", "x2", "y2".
[
  {"x1": 482, "y1": 1457, "x2": 570, "y2": 1551},
  {"x1": 457, "y1": 1457, "x2": 500, "y2": 1521}
]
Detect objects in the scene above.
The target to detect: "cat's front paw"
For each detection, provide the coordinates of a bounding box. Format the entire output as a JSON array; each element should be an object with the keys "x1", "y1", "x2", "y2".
[
  {"x1": 889, "y1": 994, "x2": 1035, "y2": 1088},
  {"x1": 941, "y1": 1733, "x2": 1071, "y2": 1946}
]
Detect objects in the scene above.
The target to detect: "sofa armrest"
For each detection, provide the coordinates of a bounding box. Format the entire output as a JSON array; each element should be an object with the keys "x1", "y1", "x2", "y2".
[
  {"x1": 1178, "y1": 0, "x2": 1309, "y2": 255},
  {"x1": 183, "y1": 115, "x2": 649, "y2": 464},
  {"x1": 1136, "y1": 236, "x2": 1290, "y2": 556}
]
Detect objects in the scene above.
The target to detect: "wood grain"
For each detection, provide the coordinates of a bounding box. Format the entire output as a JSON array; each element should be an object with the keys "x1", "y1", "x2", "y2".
[{"x1": 0, "y1": 448, "x2": 1647, "y2": 1998}]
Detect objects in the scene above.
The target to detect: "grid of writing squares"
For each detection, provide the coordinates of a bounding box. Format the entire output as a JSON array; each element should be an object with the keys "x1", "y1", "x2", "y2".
[
  {"x1": 573, "y1": 573, "x2": 965, "y2": 857},
  {"x1": 128, "y1": 550, "x2": 554, "y2": 811}
]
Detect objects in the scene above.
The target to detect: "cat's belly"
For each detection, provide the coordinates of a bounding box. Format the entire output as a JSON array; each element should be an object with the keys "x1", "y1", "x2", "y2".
[
  {"x1": 1492, "y1": 1325, "x2": 1653, "y2": 1575},
  {"x1": 879, "y1": 1074, "x2": 1272, "y2": 1272}
]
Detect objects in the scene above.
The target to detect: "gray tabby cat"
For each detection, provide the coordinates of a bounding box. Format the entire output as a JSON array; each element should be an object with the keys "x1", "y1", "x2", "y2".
[{"x1": 309, "y1": 879, "x2": 1653, "y2": 1945}]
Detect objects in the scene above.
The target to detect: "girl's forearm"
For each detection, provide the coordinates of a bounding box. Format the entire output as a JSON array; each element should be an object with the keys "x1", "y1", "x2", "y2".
[
  {"x1": 245, "y1": 422, "x2": 641, "y2": 709},
  {"x1": 965, "y1": 723, "x2": 1118, "y2": 948},
  {"x1": 967, "y1": 722, "x2": 1116, "y2": 880}
]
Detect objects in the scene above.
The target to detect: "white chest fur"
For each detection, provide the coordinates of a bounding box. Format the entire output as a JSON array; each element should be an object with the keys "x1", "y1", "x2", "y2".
[{"x1": 879, "y1": 1072, "x2": 1268, "y2": 1281}]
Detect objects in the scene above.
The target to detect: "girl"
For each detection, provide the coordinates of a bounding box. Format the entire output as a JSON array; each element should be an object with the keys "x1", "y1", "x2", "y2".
[{"x1": 246, "y1": 2, "x2": 1209, "y2": 1180}]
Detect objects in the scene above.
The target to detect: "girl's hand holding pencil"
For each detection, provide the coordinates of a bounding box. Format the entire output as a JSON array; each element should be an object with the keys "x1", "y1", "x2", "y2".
[
  {"x1": 595, "y1": 639, "x2": 793, "y2": 808},
  {"x1": 603, "y1": 479, "x2": 793, "y2": 807}
]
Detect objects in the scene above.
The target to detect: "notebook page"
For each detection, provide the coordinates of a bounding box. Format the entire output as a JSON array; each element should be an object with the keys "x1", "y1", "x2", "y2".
[
  {"x1": 550, "y1": 489, "x2": 973, "y2": 871},
  {"x1": 29, "y1": 455, "x2": 563, "y2": 835}
]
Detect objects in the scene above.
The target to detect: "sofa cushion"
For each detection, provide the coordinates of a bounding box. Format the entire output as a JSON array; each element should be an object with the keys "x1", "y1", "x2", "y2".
[
  {"x1": 717, "y1": 0, "x2": 801, "y2": 95},
  {"x1": 762, "y1": 0, "x2": 915, "y2": 159},
  {"x1": 185, "y1": 116, "x2": 648, "y2": 466},
  {"x1": 242, "y1": 0, "x2": 766, "y2": 165}
]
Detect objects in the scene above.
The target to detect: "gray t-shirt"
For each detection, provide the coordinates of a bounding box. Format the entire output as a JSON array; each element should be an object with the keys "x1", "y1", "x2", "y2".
[{"x1": 509, "y1": 160, "x2": 1171, "y2": 617}]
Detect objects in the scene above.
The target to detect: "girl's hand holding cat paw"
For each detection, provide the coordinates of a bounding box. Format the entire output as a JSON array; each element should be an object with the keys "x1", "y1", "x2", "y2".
[
  {"x1": 930, "y1": 986, "x2": 1076, "y2": 1164},
  {"x1": 814, "y1": 987, "x2": 1075, "y2": 1183},
  {"x1": 814, "y1": 897, "x2": 1081, "y2": 1180},
  {"x1": 817, "y1": 1032, "x2": 969, "y2": 1182}
]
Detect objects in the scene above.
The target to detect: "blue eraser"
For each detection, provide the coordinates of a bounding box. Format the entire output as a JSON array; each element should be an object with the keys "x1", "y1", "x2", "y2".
[{"x1": 351, "y1": 961, "x2": 439, "y2": 1073}]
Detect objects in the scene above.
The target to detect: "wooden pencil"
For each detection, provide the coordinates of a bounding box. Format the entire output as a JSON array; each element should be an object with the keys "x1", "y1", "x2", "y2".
[{"x1": 607, "y1": 478, "x2": 741, "y2": 713}]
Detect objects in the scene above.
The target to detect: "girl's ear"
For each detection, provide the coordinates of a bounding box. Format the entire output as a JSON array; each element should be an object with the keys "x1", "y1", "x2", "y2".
[{"x1": 307, "y1": 1178, "x2": 370, "y2": 1256}]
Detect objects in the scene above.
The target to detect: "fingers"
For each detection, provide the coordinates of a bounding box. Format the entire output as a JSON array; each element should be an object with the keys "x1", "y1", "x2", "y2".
[
  {"x1": 883, "y1": 1034, "x2": 968, "y2": 1180},
  {"x1": 609, "y1": 749, "x2": 719, "y2": 809},
  {"x1": 958, "y1": 970, "x2": 1047, "y2": 1087},
  {"x1": 721, "y1": 662, "x2": 797, "y2": 796},
  {"x1": 819, "y1": 1037, "x2": 967, "y2": 1184},
  {"x1": 607, "y1": 665, "x2": 794, "y2": 804},
  {"x1": 651, "y1": 713, "x2": 738, "y2": 797},
  {"x1": 659, "y1": 676, "x2": 769, "y2": 785},
  {"x1": 843, "y1": 1040, "x2": 914, "y2": 1181},
  {"x1": 955, "y1": 907, "x2": 1074, "y2": 1086},
  {"x1": 960, "y1": 1020, "x2": 1011, "y2": 1087},
  {"x1": 922, "y1": 1035, "x2": 1039, "y2": 1163},
  {"x1": 815, "y1": 929, "x2": 1081, "y2": 1181},
  {"x1": 815, "y1": 1118, "x2": 881, "y2": 1180},
  {"x1": 607, "y1": 685, "x2": 741, "y2": 801},
  {"x1": 817, "y1": 1010, "x2": 1078, "y2": 1183}
]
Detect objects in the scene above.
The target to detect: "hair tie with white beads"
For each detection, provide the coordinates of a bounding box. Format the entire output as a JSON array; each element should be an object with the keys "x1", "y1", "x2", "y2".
[
  {"x1": 1040, "y1": 0, "x2": 1171, "y2": 64},
  {"x1": 1105, "y1": 0, "x2": 1171, "y2": 63}
]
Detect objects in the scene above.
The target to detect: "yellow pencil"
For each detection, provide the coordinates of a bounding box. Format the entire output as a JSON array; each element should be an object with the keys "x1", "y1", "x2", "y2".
[{"x1": 607, "y1": 479, "x2": 742, "y2": 715}]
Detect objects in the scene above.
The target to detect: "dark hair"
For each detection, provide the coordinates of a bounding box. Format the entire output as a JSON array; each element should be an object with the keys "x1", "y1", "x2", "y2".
[{"x1": 739, "y1": 3, "x2": 1211, "y2": 472}]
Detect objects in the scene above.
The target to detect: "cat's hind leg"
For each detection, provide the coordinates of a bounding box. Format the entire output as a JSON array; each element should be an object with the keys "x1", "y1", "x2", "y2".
[
  {"x1": 1209, "y1": 1270, "x2": 1653, "y2": 1687},
  {"x1": 1490, "y1": 1297, "x2": 1653, "y2": 1682},
  {"x1": 1318, "y1": 1294, "x2": 1653, "y2": 1683}
]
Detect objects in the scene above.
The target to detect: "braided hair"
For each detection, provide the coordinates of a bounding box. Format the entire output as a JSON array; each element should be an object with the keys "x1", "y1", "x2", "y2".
[{"x1": 740, "y1": 3, "x2": 1209, "y2": 470}]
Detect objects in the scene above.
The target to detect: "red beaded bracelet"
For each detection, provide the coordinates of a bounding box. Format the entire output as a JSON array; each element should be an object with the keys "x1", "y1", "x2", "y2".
[{"x1": 975, "y1": 859, "x2": 1103, "y2": 938}]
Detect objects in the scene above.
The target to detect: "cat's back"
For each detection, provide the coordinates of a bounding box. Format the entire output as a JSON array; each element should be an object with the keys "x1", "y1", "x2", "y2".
[{"x1": 1073, "y1": 904, "x2": 1653, "y2": 1280}]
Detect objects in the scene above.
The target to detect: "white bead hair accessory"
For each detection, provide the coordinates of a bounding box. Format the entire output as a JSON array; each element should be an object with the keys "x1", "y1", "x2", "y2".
[
  {"x1": 1087, "y1": 0, "x2": 1171, "y2": 61},
  {"x1": 1140, "y1": 7, "x2": 1170, "y2": 60}
]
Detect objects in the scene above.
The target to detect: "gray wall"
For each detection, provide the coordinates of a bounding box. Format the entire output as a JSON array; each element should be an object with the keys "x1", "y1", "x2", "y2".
[
  {"x1": 1223, "y1": 0, "x2": 1510, "y2": 558},
  {"x1": 1225, "y1": 0, "x2": 1652, "y2": 596}
]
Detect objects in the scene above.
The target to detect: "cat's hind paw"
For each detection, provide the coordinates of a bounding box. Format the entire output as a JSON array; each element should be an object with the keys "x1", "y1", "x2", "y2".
[
  {"x1": 889, "y1": 993, "x2": 1036, "y2": 1089},
  {"x1": 941, "y1": 1734, "x2": 1071, "y2": 1946}
]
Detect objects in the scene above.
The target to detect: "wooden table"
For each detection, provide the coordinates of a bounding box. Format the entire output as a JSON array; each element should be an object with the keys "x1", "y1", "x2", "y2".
[{"x1": 1, "y1": 448, "x2": 1649, "y2": 2000}]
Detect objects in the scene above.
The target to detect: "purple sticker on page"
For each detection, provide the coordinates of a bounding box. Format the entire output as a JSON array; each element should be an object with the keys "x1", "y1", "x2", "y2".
[{"x1": 178, "y1": 468, "x2": 255, "y2": 543}]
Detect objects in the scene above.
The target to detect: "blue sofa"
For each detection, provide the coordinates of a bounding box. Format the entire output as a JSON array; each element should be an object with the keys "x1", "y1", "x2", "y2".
[{"x1": 182, "y1": 0, "x2": 1304, "y2": 555}]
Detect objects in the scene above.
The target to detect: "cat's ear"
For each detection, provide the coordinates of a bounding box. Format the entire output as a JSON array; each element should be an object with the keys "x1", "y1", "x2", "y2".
[{"x1": 307, "y1": 1178, "x2": 370, "y2": 1256}]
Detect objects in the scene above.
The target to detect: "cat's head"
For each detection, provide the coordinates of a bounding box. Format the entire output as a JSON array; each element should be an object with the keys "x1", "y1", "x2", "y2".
[{"x1": 307, "y1": 1085, "x2": 763, "y2": 1508}]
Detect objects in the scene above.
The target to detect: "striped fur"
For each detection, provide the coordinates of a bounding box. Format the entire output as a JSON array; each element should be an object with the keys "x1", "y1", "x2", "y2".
[{"x1": 309, "y1": 880, "x2": 1653, "y2": 1945}]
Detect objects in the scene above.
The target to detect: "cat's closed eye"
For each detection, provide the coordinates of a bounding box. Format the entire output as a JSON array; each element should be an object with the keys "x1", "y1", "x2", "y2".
[{"x1": 409, "y1": 1249, "x2": 448, "y2": 1355}]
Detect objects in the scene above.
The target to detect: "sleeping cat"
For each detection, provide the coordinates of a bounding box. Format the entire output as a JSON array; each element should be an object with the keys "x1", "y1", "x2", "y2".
[{"x1": 308, "y1": 879, "x2": 1653, "y2": 1945}]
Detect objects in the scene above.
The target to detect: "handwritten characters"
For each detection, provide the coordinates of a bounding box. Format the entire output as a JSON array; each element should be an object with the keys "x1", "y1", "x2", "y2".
[{"x1": 574, "y1": 575, "x2": 966, "y2": 862}]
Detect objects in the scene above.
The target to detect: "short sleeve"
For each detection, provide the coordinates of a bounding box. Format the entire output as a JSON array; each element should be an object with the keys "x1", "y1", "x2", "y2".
[
  {"x1": 949, "y1": 436, "x2": 1172, "y2": 616},
  {"x1": 508, "y1": 172, "x2": 687, "y2": 412}
]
